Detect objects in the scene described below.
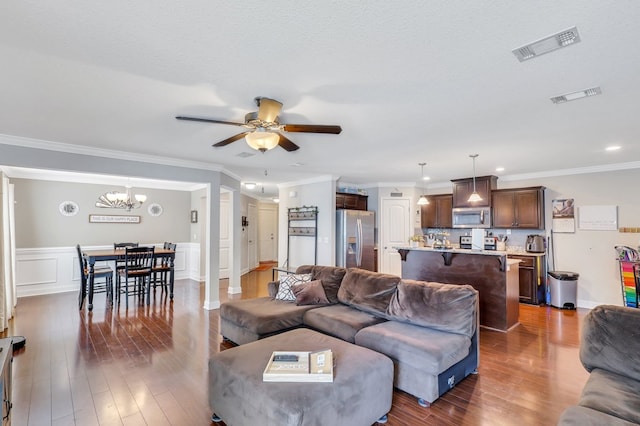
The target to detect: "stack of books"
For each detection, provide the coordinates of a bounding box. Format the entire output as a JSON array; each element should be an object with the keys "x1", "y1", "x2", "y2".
[{"x1": 263, "y1": 350, "x2": 334, "y2": 383}]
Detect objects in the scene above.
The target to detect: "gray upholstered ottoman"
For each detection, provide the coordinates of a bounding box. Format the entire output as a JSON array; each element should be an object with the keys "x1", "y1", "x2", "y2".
[{"x1": 209, "y1": 328, "x2": 393, "y2": 426}]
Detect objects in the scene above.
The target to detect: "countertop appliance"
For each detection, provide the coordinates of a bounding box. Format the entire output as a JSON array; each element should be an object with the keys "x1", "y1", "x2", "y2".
[
  {"x1": 336, "y1": 210, "x2": 375, "y2": 271},
  {"x1": 459, "y1": 235, "x2": 472, "y2": 249},
  {"x1": 452, "y1": 207, "x2": 491, "y2": 229},
  {"x1": 526, "y1": 235, "x2": 545, "y2": 253},
  {"x1": 484, "y1": 237, "x2": 497, "y2": 251}
]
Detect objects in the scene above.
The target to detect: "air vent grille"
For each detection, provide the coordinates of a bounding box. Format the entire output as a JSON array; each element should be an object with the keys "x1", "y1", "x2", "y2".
[
  {"x1": 512, "y1": 26, "x2": 581, "y2": 62},
  {"x1": 550, "y1": 87, "x2": 602, "y2": 104}
]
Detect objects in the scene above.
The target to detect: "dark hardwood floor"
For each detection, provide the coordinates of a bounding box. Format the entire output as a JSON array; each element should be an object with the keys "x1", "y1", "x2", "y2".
[{"x1": 2, "y1": 267, "x2": 589, "y2": 425}]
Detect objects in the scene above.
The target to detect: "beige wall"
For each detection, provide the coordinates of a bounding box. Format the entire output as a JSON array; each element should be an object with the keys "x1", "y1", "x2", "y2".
[{"x1": 13, "y1": 178, "x2": 191, "y2": 247}]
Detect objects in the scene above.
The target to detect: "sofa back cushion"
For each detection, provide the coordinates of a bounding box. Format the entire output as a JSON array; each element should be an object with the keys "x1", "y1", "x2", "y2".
[
  {"x1": 387, "y1": 280, "x2": 478, "y2": 337},
  {"x1": 295, "y1": 265, "x2": 347, "y2": 304},
  {"x1": 337, "y1": 268, "x2": 400, "y2": 316}
]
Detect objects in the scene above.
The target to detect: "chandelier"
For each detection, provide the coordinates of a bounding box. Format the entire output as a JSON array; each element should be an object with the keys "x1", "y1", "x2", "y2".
[{"x1": 96, "y1": 186, "x2": 147, "y2": 211}]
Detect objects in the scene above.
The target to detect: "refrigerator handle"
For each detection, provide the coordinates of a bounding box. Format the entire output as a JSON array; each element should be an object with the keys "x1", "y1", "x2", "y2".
[{"x1": 356, "y1": 218, "x2": 363, "y2": 267}]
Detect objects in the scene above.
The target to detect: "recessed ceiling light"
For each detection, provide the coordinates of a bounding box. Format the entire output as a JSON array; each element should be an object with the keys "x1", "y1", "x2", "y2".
[
  {"x1": 495, "y1": 167, "x2": 505, "y2": 172},
  {"x1": 606, "y1": 145, "x2": 621, "y2": 151},
  {"x1": 289, "y1": 162, "x2": 305, "y2": 167},
  {"x1": 244, "y1": 182, "x2": 256, "y2": 189},
  {"x1": 422, "y1": 176, "x2": 430, "y2": 181},
  {"x1": 512, "y1": 26, "x2": 581, "y2": 62},
  {"x1": 273, "y1": 197, "x2": 280, "y2": 203},
  {"x1": 550, "y1": 87, "x2": 602, "y2": 104}
]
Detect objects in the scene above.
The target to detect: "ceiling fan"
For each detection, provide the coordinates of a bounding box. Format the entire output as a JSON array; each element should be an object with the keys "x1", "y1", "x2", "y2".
[{"x1": 176, "y1": 97, "x2": 342, "y2": 152}]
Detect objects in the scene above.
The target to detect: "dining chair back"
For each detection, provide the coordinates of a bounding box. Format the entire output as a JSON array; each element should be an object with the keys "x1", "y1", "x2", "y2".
[
  {"x1": 152, "y1": 242, "x2": 177, "y2": 293},
  {"x1": 117, "y1": 246, "x2": 154, "y2": 308},
  {"x1": 76, "y1": 244, "x2": 113, "y2": 310},
  {"x1": 114, "y1": 242, "x2": 139, "y2": 288}
]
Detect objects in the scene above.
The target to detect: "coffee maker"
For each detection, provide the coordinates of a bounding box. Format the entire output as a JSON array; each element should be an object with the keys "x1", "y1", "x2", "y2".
[{"x1": 525, "y1": 235, "x2": 545, "y2": 253}]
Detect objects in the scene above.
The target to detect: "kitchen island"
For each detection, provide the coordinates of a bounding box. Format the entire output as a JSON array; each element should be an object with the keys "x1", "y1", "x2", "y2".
[{"x1": 397, "y1": 247, "x2": 520, "y2": 332}]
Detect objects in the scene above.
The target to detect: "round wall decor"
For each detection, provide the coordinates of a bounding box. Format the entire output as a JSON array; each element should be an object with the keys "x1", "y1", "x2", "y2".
[
  {"x1": 148, "y1": 203, "x2": 163, "y2": 217},
  {"x1": 59, "y1": 201, "x2": 79, "y2": 217}
]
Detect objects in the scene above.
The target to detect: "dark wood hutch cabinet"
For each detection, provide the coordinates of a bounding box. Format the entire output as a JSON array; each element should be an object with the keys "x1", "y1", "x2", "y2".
[
  {"x1": 336, "y1": 192, "x2": 368, "y2": 211},
  {"x1": 451, "y1": 176, "x2": 498, "y2": 208},
  {"x1": 420, "y1": 194, "x2": 453, "y2": 228},
  {"x1": 491, "y1": 187, "x2": 545, "y2": 229}
]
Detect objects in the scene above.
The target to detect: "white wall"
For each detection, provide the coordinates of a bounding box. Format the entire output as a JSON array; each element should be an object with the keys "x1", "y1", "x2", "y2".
[
  {"x1": 277, "y1": 176, "x2": 336, "y2": 269},
  {"x1": 491, "y1": 169, "x2": 640, "y2": 308}
]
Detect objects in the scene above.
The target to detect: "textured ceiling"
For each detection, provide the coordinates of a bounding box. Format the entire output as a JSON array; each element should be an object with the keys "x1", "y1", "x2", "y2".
[{"x1": 1, "y1": 1, "x2": 640, "y2": 198}]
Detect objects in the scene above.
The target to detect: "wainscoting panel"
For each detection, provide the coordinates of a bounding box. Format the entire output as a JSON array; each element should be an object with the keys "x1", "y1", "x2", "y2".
[{"x1": 15, "y1": 243, "x2": 192, "y2": 297}]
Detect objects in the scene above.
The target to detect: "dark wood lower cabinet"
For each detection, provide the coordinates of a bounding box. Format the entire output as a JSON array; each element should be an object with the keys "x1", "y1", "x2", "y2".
[{"x1": 509, "y1": 254, "x2": 546, "y2": 305}]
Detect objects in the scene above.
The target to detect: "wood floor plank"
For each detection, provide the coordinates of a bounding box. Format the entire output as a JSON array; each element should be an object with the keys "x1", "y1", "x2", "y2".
[{"x1": 4, "y1": 265, "x2": 590, "y2": 425}]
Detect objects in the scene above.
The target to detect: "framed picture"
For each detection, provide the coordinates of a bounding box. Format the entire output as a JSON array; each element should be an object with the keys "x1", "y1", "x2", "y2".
[
  {"x1": 191, "y1": 210, "x2": 198, "y2": 223},
  {"x1": 89, "y1": 214, "x2": 141, "y2": 224}
]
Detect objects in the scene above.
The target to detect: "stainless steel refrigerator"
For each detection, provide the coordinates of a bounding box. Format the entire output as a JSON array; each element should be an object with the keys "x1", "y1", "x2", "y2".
[{"x1": 336, "y1": 210, "x2": 375, "y2": 271}]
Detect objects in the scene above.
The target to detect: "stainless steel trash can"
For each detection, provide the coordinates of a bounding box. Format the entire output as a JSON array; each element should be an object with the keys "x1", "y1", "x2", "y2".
[{"x1": 548, "y1": 271, "x2": 579, "y2": 309}]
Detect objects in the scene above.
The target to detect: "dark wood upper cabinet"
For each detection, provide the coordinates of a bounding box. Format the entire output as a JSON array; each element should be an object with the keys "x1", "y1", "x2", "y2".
[
  {"x1": 421, "y1": 194, "x2": 453, "y2": 228},
  {"x1": 451, "y1": 176, "x2": 497, "y2": 208},
  {"x1": 336, "y1": 192, "x2": 368, "y2": 211},
  {"x1": 492, "y1": 187, "x2": 545, "y2": 229}
]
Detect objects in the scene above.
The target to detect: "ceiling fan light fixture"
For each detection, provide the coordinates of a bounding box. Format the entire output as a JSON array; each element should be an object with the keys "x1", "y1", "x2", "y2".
[{"x1": 245, "y1": 130, "x2": 280, "y2": 152}]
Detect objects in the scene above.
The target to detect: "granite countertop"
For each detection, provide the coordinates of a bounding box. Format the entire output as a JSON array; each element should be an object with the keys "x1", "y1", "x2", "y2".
[{"x1": 395, "y1": 246, "x2": 546, "y2": 257}]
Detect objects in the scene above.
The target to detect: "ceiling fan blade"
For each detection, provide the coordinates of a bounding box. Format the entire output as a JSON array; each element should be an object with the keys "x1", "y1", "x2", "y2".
[
  {"x1": 256, "y1": 98, "x2": 283, "y2": 122},
  {"x1": 282, "y1": 124, "x2": 342, "y2": 134},
  {"x1": 213, "y1": 132, "x2": 250, "y2": 147},
  {"x1": 277, "y1": 134, "x2": 300, "y2": 152},
  {"x1": 176, "y1": 116, "x2": 246, "y2": 126}
]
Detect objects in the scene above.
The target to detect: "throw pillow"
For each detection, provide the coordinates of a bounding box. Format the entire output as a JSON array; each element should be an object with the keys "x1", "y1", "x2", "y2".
[
  {"x1": 275, "y1": 273, "x2": 312, "y2": 301},
  {"x1": 293, "y1": 280, "x2": 330, "y2": 306}
]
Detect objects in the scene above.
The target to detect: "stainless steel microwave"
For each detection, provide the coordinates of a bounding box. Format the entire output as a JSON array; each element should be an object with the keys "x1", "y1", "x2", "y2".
[{"x1": 452, "y1": 207, "x2": 491, "y2": 229}]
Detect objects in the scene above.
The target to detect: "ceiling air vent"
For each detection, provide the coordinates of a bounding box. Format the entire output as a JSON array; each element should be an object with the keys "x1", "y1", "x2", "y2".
[
  {"x1": 550, "y1": 87, "x2": 602, "y2": 104},
  {"x1": 512, "y1": 26, "x2": 581, "y2": 62},
  {"x1": 237, "y1": 152, "x2": 255, "y2": 158}
]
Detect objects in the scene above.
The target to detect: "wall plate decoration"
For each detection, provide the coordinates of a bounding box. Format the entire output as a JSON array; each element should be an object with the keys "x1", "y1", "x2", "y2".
[
  {"x1": 148, "y1": 203, "x2": 163, "y2": 217},
  {"x1": 59, "y1": 201, "x2": 79, "y2": 216}
]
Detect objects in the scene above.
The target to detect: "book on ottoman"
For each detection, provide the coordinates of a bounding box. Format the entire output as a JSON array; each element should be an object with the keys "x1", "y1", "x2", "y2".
[{"x1": 263, "y1": 350, "x2": 333, "y2": 383}]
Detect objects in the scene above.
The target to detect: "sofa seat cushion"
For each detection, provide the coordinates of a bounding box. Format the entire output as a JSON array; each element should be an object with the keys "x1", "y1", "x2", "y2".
[
  {"x1": 303, "y1": 304, "x2": 387, "y2": 343},
  {"x1": 387, "y1": 280, "x2": 478, "y2": 337},
  {"x1": 337, "y1": 268, "x2": 400, "y2": 316},
  {"x1": 355, "y1": 321, "x2": 471, "y2": 375},
  {"x1": 578, "y1": 368, "x2": 640, "y2": 424},
  {"x1": 558, "y1": 406, "x2": 638, "y2": 426},
  {"x1": 220, "y1": 297, "x2": 318, "y2": 335}
]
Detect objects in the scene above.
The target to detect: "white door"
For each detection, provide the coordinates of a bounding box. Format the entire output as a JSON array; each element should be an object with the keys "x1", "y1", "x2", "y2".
[
  {"x1": 380, "y1": 197, "x2": 411, "y2": 276},
  {"x1": 248, "y1": 203, "x2": 258, "y2": 269},
  {"x1": 258, "y1": 204, "x2": 278, "y2": 262}
]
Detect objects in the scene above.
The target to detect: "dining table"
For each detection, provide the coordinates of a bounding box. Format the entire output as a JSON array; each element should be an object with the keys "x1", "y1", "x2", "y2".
[{"x1": 80, "y1": 247, "x2": 176, "y2": 310}]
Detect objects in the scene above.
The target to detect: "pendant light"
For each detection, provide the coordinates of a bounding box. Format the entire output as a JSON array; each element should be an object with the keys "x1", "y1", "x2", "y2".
[
  {"x1": 417, "y1": 162, "x2": 429, "y2": 206},
  {"x1": 467, "y1": 154, "x2": 483, "y2": 203}
]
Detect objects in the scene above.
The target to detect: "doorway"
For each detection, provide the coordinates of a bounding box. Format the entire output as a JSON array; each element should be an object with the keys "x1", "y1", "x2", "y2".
[{"x1": 379, "y1": 197, "x2": 411, "y2": 275}]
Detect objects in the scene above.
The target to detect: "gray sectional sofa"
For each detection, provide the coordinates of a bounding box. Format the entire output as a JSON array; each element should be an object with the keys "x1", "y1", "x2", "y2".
[
  {"x1": 558, "y1": 305, "x2": 640, "y2": 425},
  {"x1": 219, "y1": 265, "x2": 479, "y2": 406}
]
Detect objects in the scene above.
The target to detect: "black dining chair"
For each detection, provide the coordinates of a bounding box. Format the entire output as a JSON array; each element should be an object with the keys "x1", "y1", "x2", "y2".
[
  {"x1": 152, "y1": 242, "x2": 176, "y2": 295},
  {"x1": 114, "y1": 242, "x2": 139, "y2": 291},
  {"x1": 117, "y1": 246, "x2": 155, "y2": 308},
  {"x1": 76, "y1": 244, "x2": 113, "y2": 311}
]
